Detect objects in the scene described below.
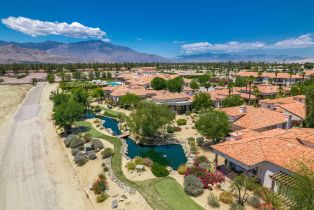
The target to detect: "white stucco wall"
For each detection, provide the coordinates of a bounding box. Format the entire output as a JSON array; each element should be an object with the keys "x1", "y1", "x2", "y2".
[{"x1": 257, "y1": 161, "x2": 292, "y2": 189}]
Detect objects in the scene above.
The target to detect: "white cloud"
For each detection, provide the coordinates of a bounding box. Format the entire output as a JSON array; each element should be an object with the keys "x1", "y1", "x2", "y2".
[
  {"x1": 136, "y1": 37, "x2": 143, "y2": 41},
  {"x1": 173, "y1": 40, "x2": 186, "y2": 44},
  {"x1": 181, "y1": 34, "x2": 314, "y2": 53},
  {"x1": 2, "y1": 16, "x2": 108, "y2": 41}
]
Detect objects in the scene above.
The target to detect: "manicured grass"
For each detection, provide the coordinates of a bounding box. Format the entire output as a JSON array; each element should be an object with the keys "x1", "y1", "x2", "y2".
[
  {"x1": 101, "y1": 107, "x2": 120, "y2": 118},
  {"x1": 73, "y1": 120, "x2": 204, "y2": 210},
  {"x1": 155, "y1": 179, "x2": 204, "y2": 210}
]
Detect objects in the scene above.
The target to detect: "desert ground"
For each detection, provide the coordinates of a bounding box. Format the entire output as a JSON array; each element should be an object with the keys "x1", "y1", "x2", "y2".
[{"x1": 0, "y1": 83, "x2": 94, "y2": 210}]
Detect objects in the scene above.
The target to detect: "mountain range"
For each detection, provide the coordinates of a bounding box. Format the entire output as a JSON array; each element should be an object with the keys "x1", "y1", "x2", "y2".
[{"x1": 0, "y1": 40, "x2": 308, "y2": 63}]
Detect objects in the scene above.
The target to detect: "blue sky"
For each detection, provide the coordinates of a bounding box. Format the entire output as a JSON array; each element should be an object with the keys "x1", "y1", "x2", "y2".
[{"x1": 1, "y1": 0, "x2": 314, "y2": 57}]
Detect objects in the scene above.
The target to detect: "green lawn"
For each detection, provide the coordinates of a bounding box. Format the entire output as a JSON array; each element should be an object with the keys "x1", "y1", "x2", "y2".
[{"x1": 73, "y1": 120, "x2": 204, "y2": 210}]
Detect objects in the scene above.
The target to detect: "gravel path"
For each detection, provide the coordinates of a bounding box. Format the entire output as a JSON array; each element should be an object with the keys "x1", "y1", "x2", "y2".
[{"x1": 0, "y1": 83, "x2": 94, "y2": 210}]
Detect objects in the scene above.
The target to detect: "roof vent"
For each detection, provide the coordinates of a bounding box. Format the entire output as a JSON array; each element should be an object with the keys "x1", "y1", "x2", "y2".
[{"x1": 240, "y1": 106, "x2": 247, "y2": 113}]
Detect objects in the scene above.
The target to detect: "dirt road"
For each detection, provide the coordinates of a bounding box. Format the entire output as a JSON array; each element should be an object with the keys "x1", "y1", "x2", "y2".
[{"x1": 0, "y1": 83, "x2": 94, "y2": 210}]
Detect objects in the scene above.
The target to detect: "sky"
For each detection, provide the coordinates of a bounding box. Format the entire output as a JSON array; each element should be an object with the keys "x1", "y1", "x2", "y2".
[{"x1": 1, "y1": 0, "x2": 314, "y2": 58}]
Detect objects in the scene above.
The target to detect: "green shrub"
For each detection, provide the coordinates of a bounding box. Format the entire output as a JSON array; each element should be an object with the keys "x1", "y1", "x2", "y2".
[
  {"x1": 167, "y1": 126, "x2": 176, "y2": 133},
  {"x1": 92, "y1": 138, "x2": 104, "y2": 150},
  {"x1": 219, "y1": 192, "x2": 233, "y2": 204},
  {"x1": 208, "y1": 192, "x2": 220, "y2": 208},
  {"x1": 96, "y1": 193, "x2": 108, "y2": 203},
  {"x1": 151, "y1": 163, "x2": 169, "y2": 177},
  {"x1": 71, "y1": 149, "x2": 78, "y2": 156},
  {"x1": 190, "y1": 145, "x2": 197, "y2": 154},
  {"x1": 134, "y1": 156, "x2": 144, "y2": 165},
  {"x1": 229, "y1": 203, "x2": 245, "y2": 210},
  {"x1": 177, "y1": 164, "x2": 188, "y2": 175},
  {"x1": 177, "y1": 118, "x2": 187, "y2": 126},
  {"x1": 247, "y1": 196, "x2": 260, "y2": 208},
  {"x1": 196, "y1": 137, "x2": 204, "y2": 146},
  {"x1": 64, "y1": 135, "x2": 78, "y2": 147},
  {"x1": 70, "y1": 137, "x2": 84, "y2": 149},
  {"x1": 93, "y1": 119, "x2": 101, "y2": 124},
  {"x1": 199, "y1": 162, "x2": 210, "y2": 171},
  {"x1": 184, "y1": 175, "x2": 204, "y2": 197},
  {"x1": 101, "y1": 148, "x2": 113, "y2": 159},
  {"x1": 101, "y1": 163, "x2": 109, "y2": 172},
  {"x1": 74, "y1": 153, "x2": 88, "y2": 166},
  {"x1": 92, "y1": 177, "x2": 107, "y2": 194},
  {"x1": 83, "y1": 133, "x2": 92, "y2": 142},
  {"x1": 126, "y1": 162, "x2": 136, "y2": 170}
]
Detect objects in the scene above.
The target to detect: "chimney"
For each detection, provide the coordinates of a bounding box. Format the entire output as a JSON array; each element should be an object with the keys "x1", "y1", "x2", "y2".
[
  {"x1": 240, "y1": 106, "x2": 247, "y2": 113},
  {"x1": 285, "y1": 114, "x2": 292, "y2": 130}
]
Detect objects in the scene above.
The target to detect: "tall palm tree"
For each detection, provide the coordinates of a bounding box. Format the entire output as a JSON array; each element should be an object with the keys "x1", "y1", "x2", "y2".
[
  {"x1": 289, "y1": 71, "x2": 294, "y2": 87},
  {"x1": 227, "y1": 82, "x2": 234, "y2": 98},
  {"x1": 248, "y1": 75, "x2": 255, "y2": 102}
]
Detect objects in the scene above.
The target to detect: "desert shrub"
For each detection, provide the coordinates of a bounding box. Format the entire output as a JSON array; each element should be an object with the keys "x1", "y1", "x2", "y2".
[
  {"x1": 143, "y1": 158, "x2": 153, "y2": 167},
  {"x1": 194, "y1": 155, "x2": 209, "y2": 166},
  {"x1": 94, "y1": 106, "x2": 101, "y2": 113},
  {"x1": 190, "y1": 145, "x2": 197, "y2": 154},
  {"x1": 92, "y1": 138, "x2": 104, "y2": 150},
  {"x1": 185, "y1": 166, "x2": 210, "y2": 188},
  {"x1": 70, "y1": 137, "x2": 84, "y2": 149},
  {"x1": 71, "y1": 149, "x2": 78, "y2": 156},
  {"x1": 78, "y1": 145, "x2": 84, "y2": 151},
  {"x1": 177, "y1": 164, "x2": 188, "y2": 175},
  {"x1": 229, "y1": 203, "x2": 245, "y2": 210},
  {"x1": 167, "y1": 126, "x2": 176, "y2": 133},
  {"x1": 187, "y1": 137, "x2": 195, "y2": 145},
  {"x1": 101, "y1": 148, "x2": 113, "y2": 159},
  {"x1": 219, "y1": 192, "x2": 233, "y2": 204},
  {"x1": 101, "y1": 163, "x2": 109, "y2": 172},
  {"x1": 175, "y1": 127, "x2": 182, "y2": 132},
  {"x1": 247, "y1": 196, "x2": 260, "y2": 208},
  {"x1": 208, "y1": 171, "x2": 225, "y2": 185},
  {"x1": 64, "y1": 135, "x2": 78, "y2": 147},
  {"x1": 177, "y1": 118, "x2": 187, "y2": 125},
  {"x1": 184, "y1": 175, "x2": 204, "y2": 197},
  {"x1": 74, "y1": 153, "x2": 88, "y2": 166},
  {"x1": 199, "y1": 162, "x2": 210, "y2": 171},
  {"x1": 92, "y1": 176, "x2": 108, "y2": 194},
  {"x1": 196, "y1": 137, "x2": 204, "y2": 146},
  {"x1": 126, "y1": 162, "x2": 136, "y2": 170},
  {"x1": 88, "y1": 151, "x2": 97, "y2": 160},
  {"x1": 83, "y1": 133, "x2": 93, "y2": 142},
  {"x1": 134, "y1": 156, "x2": 144, "y2": 165},
  {"x1": 151, "y1": 163, "x2": 169, "y2": 177},
  {"x1": 208, "y1": 192, "x2": 220, "y2": 208},
  {"x1": 96, "y1": 193, "x2": 108, "y2": 203},
  {"x1": 93, "y1": 119, "x2": 101, "y2": 124}
]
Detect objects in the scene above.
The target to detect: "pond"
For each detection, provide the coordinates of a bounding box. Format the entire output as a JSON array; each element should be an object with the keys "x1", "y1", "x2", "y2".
[
  {"x1": 101, "y1": 116, "x2": 187, "y2": 169},
  {"x1": 107, "y1": 81, "x2": 122, "y2": 87}
]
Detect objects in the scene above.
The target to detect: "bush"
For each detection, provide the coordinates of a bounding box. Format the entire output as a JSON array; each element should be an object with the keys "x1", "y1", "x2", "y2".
[
  {"x1": 83, "y1": 133, "x2": 92, "y2": 142},
  {"x1": 190, "y1": 145, "x2": 197, "y2": 154},
  {"x1": 177, "y1": 164, "x2": 188, "y2": 175},
  {"x1": 74, "y1": 153, "x2": 88, "y2": 166},
  {"x1": 167, "y1": 126, "x2": 176, "y2": 133},
  {"x1": 151, "y1": 163, "x2": 169, "y2": 177},
  {"x1": 143, "y1": 158, "x2": 153, "y2": 167},
  {"x1": 126, "y1": 162, "x2": 136, "y2": 170},
  {"x1": 134, "y1": 156, "x2": 144, "y2": 165},
  {"x1": 96, "y1": 193, "x2": 108, "y2": 203},
  {"x1": 101, "y1": 148, "x2": 113, "y2": 159},
  {"x1": 177, "y1": 119, "x2": 187, "y2": 126},
  {"x1": 229, "y1": 203, "x2": 245, "y2": 210},
  {"x1": 196, "y1": 137, "x2": 204, "y2": 146},
  {"x1": 64, "y1": 135, "x2": 78, "y2": 147},
  {"x1": 184, "y1": 175, "x2": 204, "y2": 197},
  {"x1": 208, "y1": 192, "x2": 220, "y2": 208},
  {"x1": 101, "y1": 163, "x2": 109, "y2": 172},
  {"x1": 247, "y1": 196, "x2": 260, "y2": 208},
  {"x1": 93, "y1": 119, "x2": 101, "y2": 124},
  {"x1": 88, "y1": 151, "x2": 97, "y2": 160},
  {"x1": 71, "y1": 149, "x2": 78, "y2": 156},
  {"x1": 70, "y1": 137, "x2": 84, "y2": 149},
  {"x1": 194, "y1": 155, "x2": 209, "y2": 166},
  {"x1": 199, "y1": 162, "x2": 210, "y2": 171},
  {"x1": 92, "y1": 138, "x2": 104, "y2": 150},
  {"x1": 219, "y1": 192, "x2": 233, "y2": 204},
  {"x1": 92, "y1": 176, "x2": 107, "y2": 194},
  {"x1": 187, "y1": 137, "x2": 195, "y2": 145}
]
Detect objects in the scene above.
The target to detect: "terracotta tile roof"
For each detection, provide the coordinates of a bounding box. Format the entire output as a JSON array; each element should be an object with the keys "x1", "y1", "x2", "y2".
[
  {"x1": 152, "y1": 91, "x2": 191, "y2": 102},
  {"x1": 237, "y1": 84, "x2": 290, "y2": 95},
  {"x1": 236, "y1": 71, "x2": 303, "y2": 79},
  {"x1": 212, "y1": 128, "x2": 314, "y2": 171},
  {"x1": 220, "y1": 106, "x2": 286, "y2": 130},
  {"x1": 278, "y1": 102, "x2": 306, "y2": 119},
  {"x1": 208, "y1": 88, "x2": 256, "y2": 101}
]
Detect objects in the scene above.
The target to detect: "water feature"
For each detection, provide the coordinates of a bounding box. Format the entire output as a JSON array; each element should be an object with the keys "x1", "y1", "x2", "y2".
[
  {"x1": 107, "y1": 81, "x2": 122, "y2": 86},
  {"x1": 101, "y1": 116, "x2": 187, "y2": 169}
]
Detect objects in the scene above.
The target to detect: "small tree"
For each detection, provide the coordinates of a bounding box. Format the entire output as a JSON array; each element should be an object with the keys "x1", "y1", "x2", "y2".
[
  {"x1": 167, "y1": 76, "x2": 184, "y2": 92},
  {"x1": 305, "y1": 88, "x2": 314, "y2": 128},
  {"x1": 192, "y1": 92, "x2": 213, "y2": 111},
  {"x1": 222, "y1": 95, "x2": 244, "y2": 107},
  {"x1": 119, "y1": 93, "x2": 141, "y2": 109},
  {"x1": 230, "y1": 174, "x2": 260, "y2": 206},
  {"x1": 190, "y1": 80, "x2": 199, "y2": 91},
  {"x1": 184, "y1": 175, "x2": 204, "y2": 197},
  {"x1": 195, "y1": 110, "x2": 229, "y2": 143},
  {"x1": 47, "y1": 73, "x2": 55, "y2": 83},
  {"x1": 151, "y1": 77, "x2": 167, "y2": 90}
]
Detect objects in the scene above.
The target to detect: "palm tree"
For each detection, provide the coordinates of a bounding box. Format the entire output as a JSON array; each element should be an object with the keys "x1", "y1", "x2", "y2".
[
  {"x1": 289, "y1": 71, "x2": 294, "y2": 87},
  {"x1": 227, "y1": 82, "x2": 234, "y2": 98},
  {"x1": 300, "y1": 71, "x2": 306, "y2": 81},
  {"x1": 252, "y1": 85, "x2": 261, "y2": 105},
  {"x1": 257, "y1": 71, "x2": 263, "y2": 83},
  {"x1": 248, "y1": 76, "x2": 255, "y2": 102}
]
